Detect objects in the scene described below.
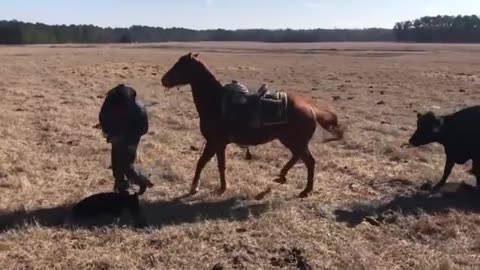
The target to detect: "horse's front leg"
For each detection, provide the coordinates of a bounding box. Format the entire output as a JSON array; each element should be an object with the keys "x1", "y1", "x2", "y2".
[
  {"x1": 190, "y1": 141, "x2": 216, "y2": 195},
  {"x1": 216, "y1": 144, "x2": 228, "y2": 194}
]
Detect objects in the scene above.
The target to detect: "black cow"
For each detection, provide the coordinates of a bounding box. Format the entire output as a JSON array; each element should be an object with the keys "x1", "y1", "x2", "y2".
[
  {"x1": 408, "y1": 105, "x2": 480, "y2": 190},
  {"x1": 99, "y1": 84, "x2": 153, "y2": 194}
]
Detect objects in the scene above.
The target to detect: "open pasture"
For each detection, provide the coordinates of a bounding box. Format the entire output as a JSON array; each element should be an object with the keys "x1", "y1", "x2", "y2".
[{"x1": 1, "y1": 42, "x2": 480, "y2": 269}]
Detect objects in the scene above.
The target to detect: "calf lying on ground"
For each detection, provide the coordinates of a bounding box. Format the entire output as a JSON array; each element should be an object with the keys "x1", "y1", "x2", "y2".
[
  {"x1": 72, "y1": 192, "x2": 142, "y2": 220},
  {"x1": 408, "y1": 106, "x2": 480, "y2": 190}
]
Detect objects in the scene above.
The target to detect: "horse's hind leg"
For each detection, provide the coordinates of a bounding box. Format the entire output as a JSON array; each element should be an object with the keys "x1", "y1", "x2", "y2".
[
  {"x1": 275, "y1": 153, "x2": 300, "y2": 184},
  {"x1": 216, "y1": 144, "x2": 227, "y2": 194},
  {"x1": 299, "y1": 148, "x2": 315, "y2": 198},
  {"x1": 275, "y1": 142, "x2": 301, "y2": 184}
]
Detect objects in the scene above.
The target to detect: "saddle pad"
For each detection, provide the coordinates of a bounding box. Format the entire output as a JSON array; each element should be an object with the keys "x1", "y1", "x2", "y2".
[{"x1": 259, "y1": 92, "x2": 288, "y2": 126}]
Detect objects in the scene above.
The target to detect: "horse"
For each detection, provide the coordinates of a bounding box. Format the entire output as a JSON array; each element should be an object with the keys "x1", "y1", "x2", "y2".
[{"x1": 161, "y1": 53, "x2": 344, "y2": 198}]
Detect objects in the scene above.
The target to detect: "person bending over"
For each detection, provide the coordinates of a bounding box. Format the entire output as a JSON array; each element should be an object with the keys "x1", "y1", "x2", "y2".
[{"x1": 99, "y1": 84, "x2": 153, "y2": 195}]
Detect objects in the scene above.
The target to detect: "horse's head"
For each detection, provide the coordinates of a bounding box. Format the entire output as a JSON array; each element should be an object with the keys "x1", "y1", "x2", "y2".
[{"x1": 161, "y1": 52, "x2": 201, "y2": 89}]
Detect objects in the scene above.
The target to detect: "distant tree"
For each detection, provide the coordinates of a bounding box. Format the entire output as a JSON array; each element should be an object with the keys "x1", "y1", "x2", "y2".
[
  {"x1": 0, "y1": 21, "x2": 22, "y2": 44},
  {"x1": 118, "y1": 33, "x2": 131, "y2": 43},
  {"x1": 393, "y1": 15, "x2": 480, "y2": 43}
]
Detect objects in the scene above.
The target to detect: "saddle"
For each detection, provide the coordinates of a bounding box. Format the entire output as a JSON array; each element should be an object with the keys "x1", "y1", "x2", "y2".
[{"x1": 221, "y1": 80, "x2": 288, "y2": 129}]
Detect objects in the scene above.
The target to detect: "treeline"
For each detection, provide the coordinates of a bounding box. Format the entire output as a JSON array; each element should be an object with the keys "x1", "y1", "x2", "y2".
[
  {"x1": 394, "y1": 15, "x2": 480, "y2": 42},
  {"x1": 0, "y1": 20, "x2": 394, "y2": 44},
  {"x1": 2, "y1": 16, "x2": 479, "y2": 45}
]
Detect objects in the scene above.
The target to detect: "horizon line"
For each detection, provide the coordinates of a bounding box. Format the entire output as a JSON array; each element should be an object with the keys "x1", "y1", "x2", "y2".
[
  {"x1": 0, "y1": 18, "x2": 396, "y2": 31},
  {"x1": 3, "y1": 14, "x2": 478, "y2": 31}
]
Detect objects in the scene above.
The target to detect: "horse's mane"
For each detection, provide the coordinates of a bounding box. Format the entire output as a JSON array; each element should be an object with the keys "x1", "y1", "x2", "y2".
[
  {"x1": 192, "y1": 56, "x2": 226, "y2": 102},
  {"x1": 192, "y1": 56, "x2": 223, "y2": 90}
]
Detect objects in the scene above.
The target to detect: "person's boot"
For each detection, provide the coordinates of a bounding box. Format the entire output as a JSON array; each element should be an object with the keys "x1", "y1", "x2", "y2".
[
  {"x1": 131, "y1": 169, "x2": 154, "y2": 195},
  {"x1": 114, "y1": 179, "x2": 130, "y2": 195}
]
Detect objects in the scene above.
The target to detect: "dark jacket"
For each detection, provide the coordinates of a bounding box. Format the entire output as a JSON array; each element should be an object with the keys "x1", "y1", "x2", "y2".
[{"x1": 99, "y1": 84, "x2": 148, "y2": 141}]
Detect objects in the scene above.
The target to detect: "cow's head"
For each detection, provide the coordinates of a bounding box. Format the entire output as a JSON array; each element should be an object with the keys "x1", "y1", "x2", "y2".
[{"x1": 408, "y1": 111, "x2": 443, "y2": 146}]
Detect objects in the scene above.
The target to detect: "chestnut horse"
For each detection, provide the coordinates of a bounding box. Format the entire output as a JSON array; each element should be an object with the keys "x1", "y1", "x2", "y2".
[{"x1": 161, "y1": 53, "x2": 344, "y2": 197}]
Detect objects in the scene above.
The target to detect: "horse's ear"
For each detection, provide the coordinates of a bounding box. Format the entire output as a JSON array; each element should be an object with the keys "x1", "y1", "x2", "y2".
[
  {"x1": 187, "y1": 52, "x2": 192, "y2": 58},
  {"x1": 193, "y1": 53, "x2": 199, "y2": 57}
]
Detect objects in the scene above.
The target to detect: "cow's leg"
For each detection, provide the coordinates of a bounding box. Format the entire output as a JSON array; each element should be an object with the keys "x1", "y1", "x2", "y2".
[
  {"x1": 433, "y1": 158, "x2": 454, "y2": 191},
  {"x1": 470, "y1": 159, "x2": 480, "y2": 189},
  {"x1": 190, "y1": 141, "x2": 216, "y2": 195},
  {"x1": 245, "y1": 147, "x2": 253, "y2": 160}
]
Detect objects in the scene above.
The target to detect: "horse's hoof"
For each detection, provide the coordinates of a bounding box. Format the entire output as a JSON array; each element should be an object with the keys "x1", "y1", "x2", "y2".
[
  {"x1": 215, "y1": 187, "x2": 227, "y2": 195},
  {"x1": 274, "y1": 177, "x2": 287, "y2": 184},
  {"x1": 189, "y1": 187, "x2": 199, "y2": 195},
  {"x1": 298, "y1": 190, "x2": 311, "y2": 198},
  {"x1": 245, "y1": 152, "x2": 253, "y2": 160},
  {"x1": 430, "y1": 183, "x2": 444, "y2": 193},
  {"x1": 420, "y1": 182, "x2": 433, "y2": 191}
]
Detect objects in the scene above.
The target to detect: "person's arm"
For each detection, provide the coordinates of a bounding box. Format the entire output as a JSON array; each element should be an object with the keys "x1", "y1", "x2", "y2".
[
  {"x1": 125, "y1": 99, "x2": 149, "y2": 140},
  {"x1": 99, "y1": 96, "x2": 126, "y2": 141}
]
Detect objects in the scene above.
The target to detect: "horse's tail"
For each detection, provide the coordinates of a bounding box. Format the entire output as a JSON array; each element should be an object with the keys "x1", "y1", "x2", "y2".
[{"x1": 311, "y1": 106, "x2": 345, "y2": 143}]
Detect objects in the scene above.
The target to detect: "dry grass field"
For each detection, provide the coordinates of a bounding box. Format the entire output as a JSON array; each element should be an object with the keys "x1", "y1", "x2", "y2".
[{"x1": 1, "y1": 42, "x2": 480, "y2": 269}]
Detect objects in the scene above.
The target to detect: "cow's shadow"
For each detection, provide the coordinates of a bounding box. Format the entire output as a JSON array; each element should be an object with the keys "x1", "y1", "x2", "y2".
[
  {"x1": 0, "y1": 195, "x2": 270, "y2": 232},
  {"x1": 334, "y1": 179, "x2": 480, "y2": 227}
]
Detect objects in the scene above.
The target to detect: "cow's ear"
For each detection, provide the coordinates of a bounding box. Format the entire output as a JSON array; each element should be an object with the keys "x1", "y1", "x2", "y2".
[{"x1": 433, "y1": 117, "x2": 444, "y2": 133}]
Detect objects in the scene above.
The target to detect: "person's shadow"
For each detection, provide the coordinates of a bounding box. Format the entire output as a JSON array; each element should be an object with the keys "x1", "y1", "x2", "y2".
[
  {"x1": 0, "y1": 194, "x2": 270, "y2": 232},
  {"x1": 334, "y1": 179, "x2": 480, "y2": 227}
]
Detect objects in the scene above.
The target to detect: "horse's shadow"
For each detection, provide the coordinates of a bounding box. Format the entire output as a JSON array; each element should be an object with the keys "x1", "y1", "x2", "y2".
[
  {"x1": 0, "y1": 195, "x2": 270, "y2": 232},
  {"x1": 334, "y1": 179, "x2": 480, "y2": 227}
]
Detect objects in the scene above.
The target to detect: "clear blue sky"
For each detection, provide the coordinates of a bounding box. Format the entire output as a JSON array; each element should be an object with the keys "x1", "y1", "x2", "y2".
[{"x1": 1, "y1": 0, "x2": 478, "y2": 29}]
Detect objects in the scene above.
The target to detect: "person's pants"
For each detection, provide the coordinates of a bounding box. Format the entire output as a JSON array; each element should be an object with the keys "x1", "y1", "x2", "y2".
[{"x1": 111, "y1": 137, "x2": 141, "y2": 193}]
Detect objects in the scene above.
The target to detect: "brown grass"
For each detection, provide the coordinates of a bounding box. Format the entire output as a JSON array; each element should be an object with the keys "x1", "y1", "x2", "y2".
[{"x1": 1, "y1": 42, "x2": 480, "y2": 269}]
